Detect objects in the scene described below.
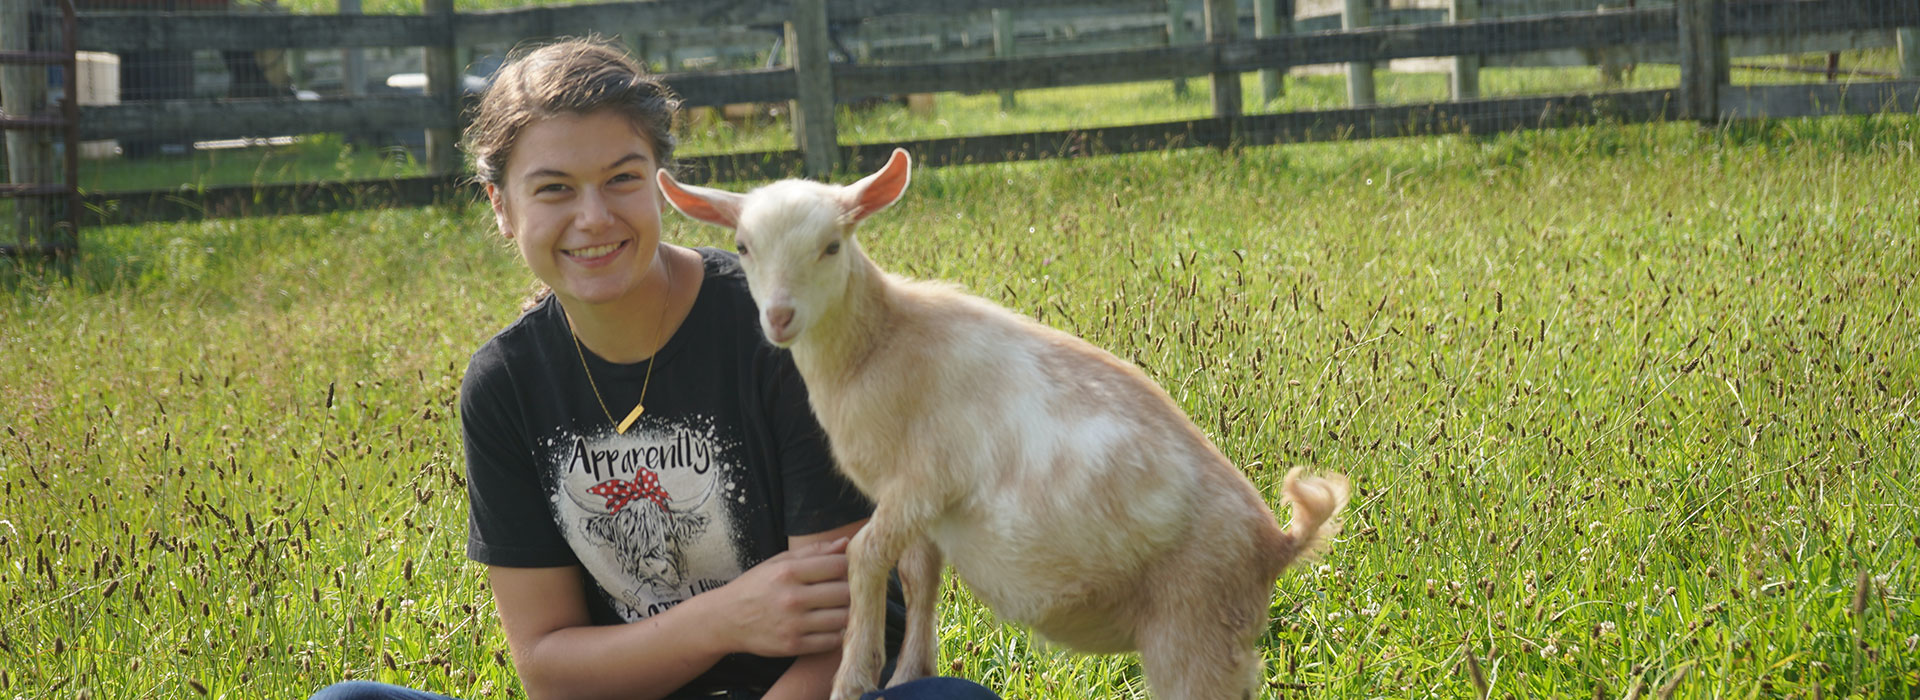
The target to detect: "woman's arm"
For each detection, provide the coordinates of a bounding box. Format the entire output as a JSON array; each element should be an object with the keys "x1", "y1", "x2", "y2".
[
  {"x1": 761, "y1": 520, "x2": 868, "y2": 700},
  {"x1": 490, "y1": 531, "x2": 856, "y2": 700}
]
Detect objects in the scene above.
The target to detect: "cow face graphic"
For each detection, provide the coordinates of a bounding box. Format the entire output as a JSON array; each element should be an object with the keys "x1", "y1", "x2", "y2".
[{"x1": 566, "y1": 469, "x2": 720, "y2": 599}]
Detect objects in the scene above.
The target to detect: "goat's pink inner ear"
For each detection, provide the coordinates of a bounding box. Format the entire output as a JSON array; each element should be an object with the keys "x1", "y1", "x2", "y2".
[
  {"x1": 847, "y1": 149, "x2": 911, "y2": 223},
  {"x1": 657, "y1": 171, "x2": 742, "y2": 229}
]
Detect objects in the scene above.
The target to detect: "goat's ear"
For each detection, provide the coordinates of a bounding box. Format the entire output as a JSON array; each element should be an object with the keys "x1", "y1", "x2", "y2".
[
  {"x1": 843, "y1": 148, "x2": 911, "y2": 223},
  {"x1": 657, "y1": 169, "x2": 744, "y2": 229}
]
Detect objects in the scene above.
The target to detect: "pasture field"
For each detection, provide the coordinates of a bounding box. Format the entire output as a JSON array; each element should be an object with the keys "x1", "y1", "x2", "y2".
[{"x1": 3, "y1": 113, "x2": 1918, "y2": 698}]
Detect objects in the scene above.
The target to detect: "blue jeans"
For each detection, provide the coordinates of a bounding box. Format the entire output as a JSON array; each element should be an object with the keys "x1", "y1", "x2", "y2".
[{"x1": 311, "y1": 676, "x2": 999, "y2": 700}]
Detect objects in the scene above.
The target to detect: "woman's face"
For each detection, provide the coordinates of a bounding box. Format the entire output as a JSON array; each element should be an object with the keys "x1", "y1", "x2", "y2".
[{"x1": 488, "y1": 110, "x2": 666, "y2": 310}]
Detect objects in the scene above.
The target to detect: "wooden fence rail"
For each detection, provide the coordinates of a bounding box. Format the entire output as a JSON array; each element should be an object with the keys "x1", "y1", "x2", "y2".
[
  {"x1": 66, "y1": 0, "x2": 1919, "y2": 144},
  {"x1": 2, "y1": 0, "x2": 1915, "y2": 230}
]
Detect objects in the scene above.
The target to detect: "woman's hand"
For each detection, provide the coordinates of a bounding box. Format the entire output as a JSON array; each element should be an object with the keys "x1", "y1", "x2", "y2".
[{"x1": 712, "y1": 535, "x2": 854, "y2": 658}]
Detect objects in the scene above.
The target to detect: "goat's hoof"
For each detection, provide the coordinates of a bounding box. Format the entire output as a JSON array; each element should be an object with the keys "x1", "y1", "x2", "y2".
[{"x1": 830, "y1": 674, "x2": 876, "y2": 700}]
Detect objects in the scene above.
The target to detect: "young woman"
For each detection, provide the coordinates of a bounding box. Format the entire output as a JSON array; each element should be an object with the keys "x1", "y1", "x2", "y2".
[{"x1": 311, "y1": 38, "x2": 996, "y2": 700}]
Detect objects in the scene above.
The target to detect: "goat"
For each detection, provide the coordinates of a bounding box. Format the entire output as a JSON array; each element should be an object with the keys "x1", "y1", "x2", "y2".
[{"x1": 658, "y1": 149, "x2": 1350, "y2": 700}]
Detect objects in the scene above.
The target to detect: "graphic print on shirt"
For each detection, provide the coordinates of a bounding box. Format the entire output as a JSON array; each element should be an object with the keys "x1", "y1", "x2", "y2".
[{"x1": 545, "y1": 419, "x2": 747, "y2": 619}]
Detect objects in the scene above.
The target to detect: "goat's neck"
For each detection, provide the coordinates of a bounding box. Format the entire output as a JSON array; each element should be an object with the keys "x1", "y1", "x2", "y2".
[{"x1": 791, "y1": 254, "x2": 894, "y2": 390}]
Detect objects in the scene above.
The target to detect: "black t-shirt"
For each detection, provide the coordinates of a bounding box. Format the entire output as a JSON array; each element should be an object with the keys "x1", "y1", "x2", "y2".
[{"x1": 461, "y1": 247, "x2": 883, "y2": 696}]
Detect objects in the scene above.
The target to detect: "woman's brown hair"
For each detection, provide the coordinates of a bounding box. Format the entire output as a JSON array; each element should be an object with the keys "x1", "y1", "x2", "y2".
[{"x1": 464, "y1": 37, "x2": 682, "y2": 185}]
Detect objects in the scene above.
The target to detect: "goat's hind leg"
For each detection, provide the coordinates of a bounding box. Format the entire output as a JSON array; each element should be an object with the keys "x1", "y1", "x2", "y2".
[{"x1": 1137, "y1": 585, "x2": 1268, "y2": 700}]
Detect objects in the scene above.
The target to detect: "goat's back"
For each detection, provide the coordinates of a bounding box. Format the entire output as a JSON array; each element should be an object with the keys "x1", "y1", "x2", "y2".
[{"x1": 804, "y1": 275, "x2": 1287, "y2": 648}]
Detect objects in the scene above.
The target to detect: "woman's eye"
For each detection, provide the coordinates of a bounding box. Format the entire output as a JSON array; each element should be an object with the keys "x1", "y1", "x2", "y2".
[{"x1": 823, "y1": 241, "x2": 841, "y2": 256}]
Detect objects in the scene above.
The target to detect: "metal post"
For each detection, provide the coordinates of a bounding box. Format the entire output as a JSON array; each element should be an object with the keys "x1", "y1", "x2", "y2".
[
  {"x1": 1344, "y1": 0, "x2": 1375, "y2": 107},
  {"x1": 787, "y1": 0, "x2": 838, "y2": 177}
]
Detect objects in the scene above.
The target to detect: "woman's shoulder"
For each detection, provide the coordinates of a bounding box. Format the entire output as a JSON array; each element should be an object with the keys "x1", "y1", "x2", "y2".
[
  {"x1": 465, "y1": 295, "x2": 562, "y2": 384},
  {"x1": 687, "y1": 247, "x2": 758, "y2": 321},
  {"x1": 693, "y1": 246, "x2": 746, "y2": 290}
]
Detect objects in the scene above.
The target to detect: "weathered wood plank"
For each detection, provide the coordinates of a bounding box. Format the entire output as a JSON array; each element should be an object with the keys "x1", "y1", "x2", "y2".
[
  {"x1": 661, "y1": 68, "x2": 797, "y2": 108},
  {"x1": 839, "y1": 89, "x2": 1680, "y2": 172},
  {"x1": 1451, "y1": 0, "x2": 1480, "y2": 101},
  {"x1": 1343, "y1": 0, "x2": 1376, "y2": 106},
  {"x1": 1719, "y1": 0, "x2": 1920, "y2": 38},
  {"x1": 1236, "y1": 89, "x2": 1678, "y2": 145},
  {"x1": 1250, "y1": 9, "x2": 1678, "y2": 69},
  {"x1": 843, "y1": 0, "x2": 1161, "y2": 19},
  {"x1": 1719, "y1": 79, "x2": 1920, "y2": 119},
  {"x1": 455, "y1": 0, "x2": 1158, "y2": 45},
  {"x1": 97, "y1": 86, "x2": 1913, "y2": 225},
  {"x1": 456, "y1": 2, "x2": 790, "y2": 47},
  {"x1": 78, "y1": 152, "x2": 813, "y2": 225},
  {"x1": 833, "y1": 8, "x2": 1681, "y2": 102},
  {"x1": 788, "y1": 0, "x2": 838, "y2": 177},
  {"x1": 80, "y1": 96, "x2": 450, "y2": 142},
  {"x1": 1255, "y1": 0, "x2": 1291, "y2": 103},
  {"x1": 1676, "y1": 0, "x2": 1726, "y2": 121},
  {"x1": 424, "y1": 0, "x2": 458, "y2": 175},
  {"x1": 78, "y1": 12, "x2": 441, "y2": 51},
  {"x1": 833, "y1": 46, "x2": 1207, "y2": 101},
  {"x1": 1904, "y1": 28, "x2": 1920, "y2": 79},
  {"x1": 1480, "y1": 28, "x2": 1895, "y2": 67},
  {"x1": 1205, "y1": 0, "x2": 1241, "y2": 118}
]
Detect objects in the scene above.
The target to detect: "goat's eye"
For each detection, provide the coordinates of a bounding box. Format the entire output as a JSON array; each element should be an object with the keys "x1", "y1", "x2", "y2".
[
  {"x1": 823, "y1": 241, "x2": 841, "y2": 256},
  {"x1": 735, "y1": 240, "x2": 750, "y2": 256}
]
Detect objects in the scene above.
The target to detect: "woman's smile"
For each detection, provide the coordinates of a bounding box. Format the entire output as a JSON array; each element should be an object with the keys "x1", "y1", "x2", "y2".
[{"x1": 566, "y1": 240, "x2": 630, "y2": 264}]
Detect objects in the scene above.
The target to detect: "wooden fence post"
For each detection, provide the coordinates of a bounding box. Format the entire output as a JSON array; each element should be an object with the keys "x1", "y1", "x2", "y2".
[
  {"x1": 994, "y1": 9, "x2": 1016, "y2": 110},
  {"x1": 340, "y1": 0, "x2": 366, "y2": 97},
  {"x1": 1203, "y1": 0, "x2": 1241, "y2": 119},
  {"x1": 787, "y1": 0, "x2": 838, "y2": 177},
  {"x1": 1343, "y1": 0, "x2": 1375, "y2": 107},
  {"x1": 1900, "y1": 28, "x2": 1919, "y2": 79},
  {"x1": 1450, "y1": 0, "x2": 1479, "y2": 101},
  {"x1": 423, "y1": 0, "x2": 458, "y2": 174},
  {"x1": 1169, "y1": 0, "x2": 1190, "y2": 97},
  {"x1": 1255, "y1": 0, "x2": 1292, "y2": 104},
  {"x1": 1676, "y1": 0, "x2": 1727, "y2": 122},
  {"x1": 3, "y1": 0, "x2": 55, "y2": 248}
]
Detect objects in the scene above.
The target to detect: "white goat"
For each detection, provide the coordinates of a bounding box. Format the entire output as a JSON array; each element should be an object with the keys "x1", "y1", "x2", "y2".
[{"x1": 658, "y1": 149, "x2": 1350, "y2": 700}]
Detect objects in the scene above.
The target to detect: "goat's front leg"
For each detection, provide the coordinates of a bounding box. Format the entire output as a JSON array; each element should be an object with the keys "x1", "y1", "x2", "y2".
[
  {"x1": 885, "y1": 537, "x2": 942, "y2": 688},
  {"x1": 831, "y1": 501, "x2": 920, "y2": 700}
]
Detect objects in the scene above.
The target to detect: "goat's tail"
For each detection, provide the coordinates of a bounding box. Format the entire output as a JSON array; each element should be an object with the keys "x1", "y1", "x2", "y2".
[{"x1": 1274, "y1": 467, "x2": 1351, "y2": 571}]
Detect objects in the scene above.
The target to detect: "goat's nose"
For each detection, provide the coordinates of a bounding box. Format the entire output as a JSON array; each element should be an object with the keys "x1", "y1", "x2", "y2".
[{"x1": 766, "y1": 306, "x2": 795, "y2": 336}]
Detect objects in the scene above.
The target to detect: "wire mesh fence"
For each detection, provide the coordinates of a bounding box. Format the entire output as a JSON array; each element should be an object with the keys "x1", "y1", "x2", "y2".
[{"x1": 2, "y1": 0, "x2": 1916, "y2": 237}]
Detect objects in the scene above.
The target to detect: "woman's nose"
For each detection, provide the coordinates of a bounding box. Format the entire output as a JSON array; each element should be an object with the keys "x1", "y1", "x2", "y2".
[{"x1": 575, "y1": 188, "x2": 614, "y2": 230}]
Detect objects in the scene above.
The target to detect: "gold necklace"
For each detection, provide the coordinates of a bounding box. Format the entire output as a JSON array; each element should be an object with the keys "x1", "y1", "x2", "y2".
[{"x1": 569, "y1": 256, "x2": 674, "y2": 435}]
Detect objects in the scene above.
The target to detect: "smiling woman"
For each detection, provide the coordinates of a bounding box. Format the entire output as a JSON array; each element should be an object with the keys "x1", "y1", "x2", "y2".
[{"x1": 302, "y1": 37, "x2": 1000, "y2": 700}]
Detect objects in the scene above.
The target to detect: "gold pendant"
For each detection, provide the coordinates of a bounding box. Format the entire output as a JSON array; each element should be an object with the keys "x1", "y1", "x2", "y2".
[{"x1": 617, "y1": 402, "x2": 645, "y2": 434}]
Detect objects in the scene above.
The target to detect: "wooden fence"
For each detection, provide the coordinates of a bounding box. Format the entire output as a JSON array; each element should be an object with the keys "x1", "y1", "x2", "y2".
[{"x1": 6, "y1": 0, "x2": 1920, "y2": 229}]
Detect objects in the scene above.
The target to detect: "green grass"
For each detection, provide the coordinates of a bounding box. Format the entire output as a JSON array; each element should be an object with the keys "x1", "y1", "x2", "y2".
[
  {"x1": 4, "y1": 113, "x2": 1918, "y2": 698},
  {"x1": 77, "y1": 134, "x2": 428, "y2": 193}
]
